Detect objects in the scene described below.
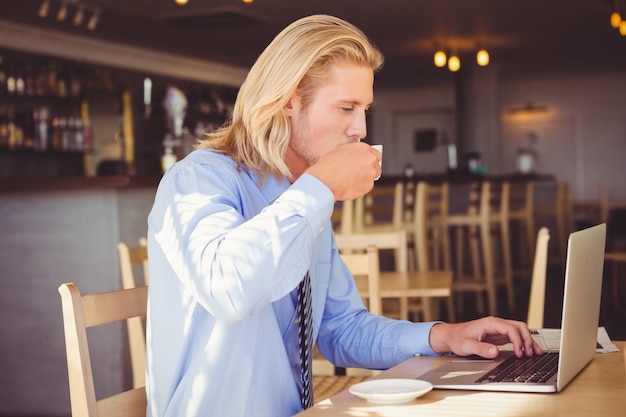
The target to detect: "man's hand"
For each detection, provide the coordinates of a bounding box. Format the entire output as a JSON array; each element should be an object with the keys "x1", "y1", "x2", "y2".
[
  {"x1": 429, "y1": 316, "x2": 544, "y2": 359},
  {"x1": 305, "y1": 142, "x2": 382, "y2": 201}
]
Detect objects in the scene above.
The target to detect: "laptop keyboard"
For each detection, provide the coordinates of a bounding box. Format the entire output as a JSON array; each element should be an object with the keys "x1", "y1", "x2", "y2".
[{"x1": 476, "y1": 352, "x2": 559, "y2": 384}]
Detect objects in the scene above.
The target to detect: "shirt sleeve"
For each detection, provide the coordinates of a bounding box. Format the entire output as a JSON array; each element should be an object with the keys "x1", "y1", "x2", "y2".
[
  {"x1": 149, "y1": 155, "x2": 334, "y2": 323},
  {"x1": 315, "y1": 245, "x2": 442, "y2": 369}
]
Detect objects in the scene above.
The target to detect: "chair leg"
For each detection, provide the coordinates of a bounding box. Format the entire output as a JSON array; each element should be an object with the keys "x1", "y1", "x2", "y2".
[
  {"x1": 481, "y1": 221, "x2": 498, "y2": 317},
  {"x1": 500, "y1": 220, "x2": 516, "y2": 312}
]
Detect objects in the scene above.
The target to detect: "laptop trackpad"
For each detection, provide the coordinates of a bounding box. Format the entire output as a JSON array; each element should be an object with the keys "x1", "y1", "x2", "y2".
[{"x1": 434, "y1": 360, "x2": 494, "y2": 379}]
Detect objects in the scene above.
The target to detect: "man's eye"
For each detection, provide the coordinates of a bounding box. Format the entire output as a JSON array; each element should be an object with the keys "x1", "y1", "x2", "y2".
[{"x1": 342, "y1": 107, "x2": 354, "y2": 112}]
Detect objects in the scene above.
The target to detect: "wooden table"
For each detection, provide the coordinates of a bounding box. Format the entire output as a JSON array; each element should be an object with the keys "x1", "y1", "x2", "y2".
[
  {"x1": 354, "y1": 269, "x2": 452, "y2": 321},
  {"x1": 297, "y1": 341, "x2": 626, "y2": 417}
]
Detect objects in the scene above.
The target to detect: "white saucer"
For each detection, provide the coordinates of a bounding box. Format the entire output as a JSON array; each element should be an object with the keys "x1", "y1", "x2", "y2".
[{"x1": 348, "y1": 378, "x2": 433, "y2": 404}]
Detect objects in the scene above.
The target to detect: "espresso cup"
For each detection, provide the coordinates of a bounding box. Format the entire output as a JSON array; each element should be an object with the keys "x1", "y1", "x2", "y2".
[{"x1": 371, "y1": 144, "x2": 383, "y2": 180}]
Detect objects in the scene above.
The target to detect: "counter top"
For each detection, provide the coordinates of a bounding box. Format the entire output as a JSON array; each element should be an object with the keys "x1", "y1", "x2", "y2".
[
  {"x1": 0, "y1": 175, "x2": 162, "y2": 193},
  {"x1": 376, "y1": 171, "x2": 554, "y2": 185}
]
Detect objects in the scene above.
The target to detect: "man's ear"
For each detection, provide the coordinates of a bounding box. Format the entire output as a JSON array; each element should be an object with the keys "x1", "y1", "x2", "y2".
[{"x1": 283, "y1": 92, "x2": 301, "y2": 116}]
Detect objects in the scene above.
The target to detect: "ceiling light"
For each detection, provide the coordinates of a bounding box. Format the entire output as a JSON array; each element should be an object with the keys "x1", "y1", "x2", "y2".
[
  {"x1": 434, "y1": 50, "x2": 447, "y2": 67},
  {"x1": 87, "y1": 8, "x2": 100, "y2": 30},
  {"x1": 73, "y1": 6, "x2": 85, "y2": 26},
  {"x1": 611, "y1": 11, "x2": 622, "y2": 28},
  {"x1": 175, "y1": 0, "x2": 188, "y2": 4},
  {"x1": 621, "y1": 20, "x2": 626, "y2": 36},
  {"x1": 38, "y1": 0, "x2": 102, "y2": 30},
  {"x1": 448, "y1": 53, "x2": 460, "y2": 72},
  {"x1": 57, "y1": 1, "x2": 68, "y2": 21},
  {"x1": 476, "y1": 49, "x2": 490, "y2": 66},
  {"x1": 507, "y1": 102, "x2": 549, "y2": 114},
  {"x1": 38, "y1": 0, "x2": 50, "y2": 18}
]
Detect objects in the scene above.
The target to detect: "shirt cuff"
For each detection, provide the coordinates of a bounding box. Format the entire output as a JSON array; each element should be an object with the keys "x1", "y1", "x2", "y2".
[
  {"x1": 284, "y1": 173, "x2": 334, "y2": 235},
  {"x1": 400, "y1": 321, "x2": 446, "y2": 357}
]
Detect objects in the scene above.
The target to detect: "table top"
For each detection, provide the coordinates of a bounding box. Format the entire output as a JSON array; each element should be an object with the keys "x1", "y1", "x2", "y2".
[
  {"x1": 354, "y1": 269, "x2": 453, "y2": 298},
  {"x1": 297, "y1": 341, "x2": 625, "y2": 417},
  {"x1": 606, "y1": 252, "x2": 626, "y2": 262}
]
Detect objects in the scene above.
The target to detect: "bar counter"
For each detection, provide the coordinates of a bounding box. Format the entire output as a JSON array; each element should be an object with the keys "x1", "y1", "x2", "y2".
[{"x1": 0, "y1": 174, "x2": 162, "y2": 193}]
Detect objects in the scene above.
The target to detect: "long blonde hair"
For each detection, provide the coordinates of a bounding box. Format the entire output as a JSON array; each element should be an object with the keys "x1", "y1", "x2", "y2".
[{"x1": 195, "y1": 14, "x2": 384, "y2": 182}]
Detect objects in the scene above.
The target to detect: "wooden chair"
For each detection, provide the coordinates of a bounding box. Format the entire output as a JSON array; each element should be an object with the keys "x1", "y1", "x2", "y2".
[
  {"x1": 117, "y1": 238, "x2": 149, "y2": 388},
  {"x1": 354, "y1": 181, "x2": 404, "y2": 234},
  {"x1": 330, "y1": 199, "x2": 355, "y2": 234},
  {"x1": 508, "y1": 181, "x2": 536, "y2": 279},
  {"x1": 535, "y1": 181, "x2": 573, "y2": 267},
  {"x1": 335, "y1": 230, "x2": 452, "y2": 322},
  {"x1": 312, "y1": 247, "x2": 380, "y2": 384},
  {"x1": 443, "y1": 181, "x2": 516, "y2": 317},
  {"x1": 335, "y1": 230, "x2": 410, "y2": 319},
  {"x1": 412, "y1": 181, "x2": 451, "y2": 273},
  {"x1": 340, "y1": 245, "x2": 382, "y2": 315},
  {"x1": 58, "y1": 282, "x2": 147, "y2": 417},
  {"x1": 412, "y1": 181, "x2": 455, "y2": 322},
  {"x1": 527, "y1": 227, "x2": 551, "y2": 328},
  {"x1": 117, "y1": 238, "x2": 149, "y2": 289}
]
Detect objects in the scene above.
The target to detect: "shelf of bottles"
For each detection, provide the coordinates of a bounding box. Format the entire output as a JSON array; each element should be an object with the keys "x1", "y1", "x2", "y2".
[{"x1": 0, "y1": 50, "x2": 94, "y2": 156}]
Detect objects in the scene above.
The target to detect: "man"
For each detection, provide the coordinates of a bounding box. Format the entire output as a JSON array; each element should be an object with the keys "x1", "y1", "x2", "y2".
[{"x1": 146, "y1": 14, "x2": 541, "y2": 417}]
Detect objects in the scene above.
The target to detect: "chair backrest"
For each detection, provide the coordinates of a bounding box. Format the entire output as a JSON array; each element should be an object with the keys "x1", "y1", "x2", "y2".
[
  {"x1": 117, "y1": 238, "x2": 149, "y2": 388},
  {"x1": 58, "y1": 282, "x2": 148, "y2": 417},
  {"x1": 335, "y1": 229, "x2": 409, "y2": 272},
  {"x1": 339, "y1": 245, "x2": 381, "y2": 314},
  {"x1": 117, "y1": 238, "x2": 149, "y2": 289},
  {"x1": 331, "y1": 199, "x2": 355, "y2": 234},
  {"x1": 413, "y1": 181, "x2": 450, "y2": 272},
  {"x1": 527, "y1": 227, "x2": 551, "y2": 328},
  {"x1": 354, "y1": 182, "x2": 404, "y2": 233}
]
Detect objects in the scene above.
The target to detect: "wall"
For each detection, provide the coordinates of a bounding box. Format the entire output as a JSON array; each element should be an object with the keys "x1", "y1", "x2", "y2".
[
  {"x1": 371, "y1": 71, "x2": 626, "y2": 202},
  {"x1": 498, "y1": 72, "x2": 626, "y2": 202},
  {"x1": 371, "y1": 85, "x2": 456, "y2": 176},
  {"x1": 0, "y1": 186, "x2": 155, "y2": 416}
]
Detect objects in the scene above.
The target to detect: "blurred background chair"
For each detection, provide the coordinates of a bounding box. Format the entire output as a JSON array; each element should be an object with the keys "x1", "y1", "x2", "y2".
[
  {"x1": 58, "y1": 282, "x2": 147, "y2": 417},
  {"x1": 330, "y1": 199, "x2": 355, "y2": 235},
  {"x1": 335, "y1": 230, "x2": 409, "y2": 319},
  {"x1": 508, "y1": 181, "x2": 536, "y2": 280},
  {"x1": 312, "y1": 246, "x2": 379, "y2": 397},
  {"x1": 527, "y1": 227, "x2": 551, "y2": 329},
  {"x1": 117, "y1": 238, "x2": 149, "y2": 388},
  {"x1": 353, "y1": 181, "x2": 404, "y2": 234},
  {"x1": 443, "y1": 181, "x2": 515, "y2": 317},
  {"x1": 117, "y1": 238, "x2": 149, "y2": 289}
]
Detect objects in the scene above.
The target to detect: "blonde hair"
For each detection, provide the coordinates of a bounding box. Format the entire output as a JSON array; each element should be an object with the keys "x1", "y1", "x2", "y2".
[{"x1": 195, "y1": 14, "x2": 384, "y2": 181}]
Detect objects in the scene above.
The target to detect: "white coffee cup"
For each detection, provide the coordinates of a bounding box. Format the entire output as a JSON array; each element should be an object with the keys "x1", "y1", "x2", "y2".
[{"x1": 371, "y1": 144, "x2": 383, "y2": 180}]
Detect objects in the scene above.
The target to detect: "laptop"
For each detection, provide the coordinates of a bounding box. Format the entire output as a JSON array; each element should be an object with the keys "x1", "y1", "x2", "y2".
[{"x1": 418, "y1": 223, "x2": 606, "y2": 393}]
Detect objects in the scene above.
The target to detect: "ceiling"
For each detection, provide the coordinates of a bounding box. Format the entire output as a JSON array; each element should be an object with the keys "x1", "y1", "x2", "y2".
[{"x1": 1, "y1": 0, "x2": 626, "y2": 89}]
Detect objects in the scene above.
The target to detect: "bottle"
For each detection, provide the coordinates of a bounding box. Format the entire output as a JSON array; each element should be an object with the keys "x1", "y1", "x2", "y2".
[
  {"x1": 33, "y1": 107, "x2": 49, "y2": 152},
  {"x1": 6, "y1": 64, "x2": 16, "y2": 96},
  {"x1": 36, "y1": 62, "x2": 47, "y2": 96},
  {"x1": 0, "y1": 55, "x2": 7, "y2": 95},
  {"x1": 73, "y1": 117, "x2": 83, "y2": 152},
  {"x1": 6, "y1": 106, "x2": 16, "y2": 149},
  {"x1": 82, "y1": 118, "x2": 93, "y2": 153},
  {"x1": 0, "y1": 105, "x2": 8, "y2": 148},
  {"x1": 47, "y1": 61, "x2": 58, "y2": 97},
  {"x1": 58, "y1": 117, "x2": 69, "y2": 150},
  {"x1": 25, "y1": 63, "x2": 35, "y2": 97},
  {"x1": 15, "y1": 61, "x2": 25, "y2": 96},
  {"x1": 51, "y1": 117, "x2": 61, "y2": 150}
]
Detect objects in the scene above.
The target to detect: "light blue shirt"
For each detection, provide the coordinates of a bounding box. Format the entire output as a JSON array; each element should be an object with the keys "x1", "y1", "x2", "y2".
[{"x1": 146, "y1": 149, "x2": 439, "y2": 417}]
